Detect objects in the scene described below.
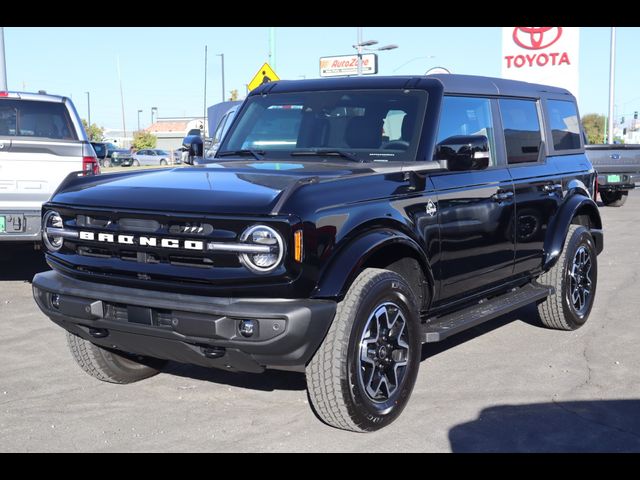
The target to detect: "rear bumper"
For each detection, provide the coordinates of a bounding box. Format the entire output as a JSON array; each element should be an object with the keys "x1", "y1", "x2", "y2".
[
  {"x1": 597, "y1": 173, "x2": 638, "y2": 191},
  {"x1": 0, "y1": 209, "x2": 41, "y2": 241},
  {"x1": 32, "y1": 270, "x2": 336, "y2": 373}
]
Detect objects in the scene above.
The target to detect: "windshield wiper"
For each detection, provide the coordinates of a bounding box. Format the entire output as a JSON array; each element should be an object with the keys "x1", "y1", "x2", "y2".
[
  {"x1": 290, "y1": 149, "x2": 363, "y2": 163},
  {"x1": 217, "y1": 149, "x2": 265, "y2": 161}
]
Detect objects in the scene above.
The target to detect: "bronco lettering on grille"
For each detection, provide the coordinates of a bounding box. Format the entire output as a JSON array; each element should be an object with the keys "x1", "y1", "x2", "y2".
[{"x1": 79, "y1": 231, "x2": 205, "y2": 250}]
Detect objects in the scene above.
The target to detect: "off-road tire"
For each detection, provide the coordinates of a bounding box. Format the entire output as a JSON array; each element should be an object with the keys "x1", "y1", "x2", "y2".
[
  {"x1": 67, "y1": 332, "x2": 166, "y2": 384},
  {"x1": 306, "y1": 268, "x2": 422, "y2": 432},
  {"x1": 536, "y1": 225, "x2": 598, "y2": 330},
  {"x1": 600, "y1": 190, "x2": 628, "y2": 207}
]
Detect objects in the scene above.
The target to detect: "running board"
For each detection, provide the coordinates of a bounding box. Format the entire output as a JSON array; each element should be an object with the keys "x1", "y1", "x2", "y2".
[{"x1": 421, "y1": 283, "x2": 553, "y2": 343}]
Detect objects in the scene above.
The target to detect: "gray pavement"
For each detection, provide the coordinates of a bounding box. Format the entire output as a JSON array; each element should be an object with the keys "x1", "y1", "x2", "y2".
[{"x1": 1, "y1": 192, "x2": 640, "y2": 452}]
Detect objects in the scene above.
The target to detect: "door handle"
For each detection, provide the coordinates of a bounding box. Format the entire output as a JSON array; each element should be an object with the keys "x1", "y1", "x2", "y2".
[
  {"x1": 542, "y1": 183, "x2": 562, "y2": 194},
  {"x1": 492, "y1": 190, "x2": 514, "y2": 202}
]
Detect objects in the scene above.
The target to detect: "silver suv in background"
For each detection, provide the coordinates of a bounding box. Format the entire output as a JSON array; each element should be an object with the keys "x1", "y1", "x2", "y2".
[{"x1": 0, "y1": 90, "x2": 99, "y2": 243}]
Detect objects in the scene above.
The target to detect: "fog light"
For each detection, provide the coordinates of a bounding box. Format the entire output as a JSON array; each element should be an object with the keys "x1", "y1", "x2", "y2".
[
  {"x1": 50, "y1": 293, "x2": 60, "y2": 309},
  {"x1": 239, "y1": 320, "x2": 257, "y2": 338}
]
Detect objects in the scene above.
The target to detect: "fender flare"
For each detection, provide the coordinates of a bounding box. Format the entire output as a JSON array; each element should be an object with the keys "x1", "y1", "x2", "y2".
[
  {"x1": 311, "y1": 228, "x2": 435, "y2": 304},
  {"x1": 543, "y1": 193, "x2": 603, "y2": 271}
]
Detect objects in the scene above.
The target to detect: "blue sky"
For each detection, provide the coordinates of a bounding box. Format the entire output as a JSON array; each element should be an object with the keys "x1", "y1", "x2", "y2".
[{"x1": 4, "y1": 27, "x2": 639, "y2": 130}]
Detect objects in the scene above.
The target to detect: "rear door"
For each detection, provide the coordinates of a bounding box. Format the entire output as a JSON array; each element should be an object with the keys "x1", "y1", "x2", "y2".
[{"x1": 0, "y1": 97, "x2": 84, "y2": 212}]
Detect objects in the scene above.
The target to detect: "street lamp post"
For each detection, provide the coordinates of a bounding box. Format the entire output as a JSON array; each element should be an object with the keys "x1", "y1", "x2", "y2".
[
  {"x1": 137, "y1": 109, "x2": 142, "y2": 131},
  {"x1": 217, "y1": 53, "x2": 225, "y2": 102},
  {"x1": 151, "y1": 107, "x2": 157, "y2": 125},
  {"x1": 85, "y1": 91, "x2": 91, "y2": 125},
  {"x1": 353, "y1": 27, "x2": 398, "y2": 76}
]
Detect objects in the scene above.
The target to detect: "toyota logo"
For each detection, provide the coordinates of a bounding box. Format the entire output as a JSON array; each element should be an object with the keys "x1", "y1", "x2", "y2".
[{"x1": 513, "y1": 27, "x2": 563, "y2": 50}]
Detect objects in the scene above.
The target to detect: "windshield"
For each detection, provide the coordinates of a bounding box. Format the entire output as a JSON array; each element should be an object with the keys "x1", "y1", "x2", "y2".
[{"x1": 219, "y1": 89, "x2": 428, "y2": 162}]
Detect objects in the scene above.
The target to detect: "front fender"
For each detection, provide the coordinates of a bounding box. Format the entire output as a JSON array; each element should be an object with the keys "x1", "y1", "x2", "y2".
[
  {"x1": 543, "y1": 193, "x2": 603, "y2": 271},
  {"x1": 311, "y1": 228, "x2": 434, "y2": 302}
]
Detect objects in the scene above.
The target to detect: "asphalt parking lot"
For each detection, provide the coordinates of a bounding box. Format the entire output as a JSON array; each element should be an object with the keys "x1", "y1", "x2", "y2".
[{"x1": 1, "y1": 192, "x2": 640, "y2": 452}]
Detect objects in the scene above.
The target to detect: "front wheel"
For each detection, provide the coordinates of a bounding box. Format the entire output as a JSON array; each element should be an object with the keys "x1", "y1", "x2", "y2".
[
  {"x1": 102, "y1": 158, "x2": 111, "y2": 168},
  {"x1": 536, "y1": 225, "x2": 598, "y2": 330},
  {"x1": 306, "y1": 268, "x2": 422, "y2": 432},
  {"x1": 132, "y1": 159, "x2": 140, "y2": 167},
  {"x1": 600, "y1": 190, "x2": 628, "y2": 207},
  {"x1": 67, "y1": 332, "x2": 166, "y2": 384},
  {"x1": 160, "y1": 159, "x2": 168, "y2": 166}
]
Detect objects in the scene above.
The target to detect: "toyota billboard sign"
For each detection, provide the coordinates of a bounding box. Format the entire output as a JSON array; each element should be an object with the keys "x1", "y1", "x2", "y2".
[{"x1": 502, "y1": 27, "x2": 580, "y2": 99}]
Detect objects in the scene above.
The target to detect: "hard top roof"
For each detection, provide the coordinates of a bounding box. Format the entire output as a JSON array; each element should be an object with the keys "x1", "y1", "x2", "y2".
[{"x1": 249, "y1": 73, "x2": 574, "y2": 100}]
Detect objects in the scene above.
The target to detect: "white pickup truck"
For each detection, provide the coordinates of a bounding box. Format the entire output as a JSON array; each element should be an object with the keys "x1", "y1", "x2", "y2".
[{"x1": 0, "y1": 91, "x2": 99, "y2": 243}]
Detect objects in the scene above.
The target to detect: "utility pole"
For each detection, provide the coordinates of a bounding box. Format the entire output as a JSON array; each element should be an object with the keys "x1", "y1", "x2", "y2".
[
  {"x1": 0, "y1": 28, "x2": 7, "y2": 90},
  {"x1": 117, "y1": 55, "x2": 126, "y2": 146},
  {"x1": 203, "y1": 45, "x2": 207, "y2": 137},
  {"x1": 607, "y1": 27, "x2": 616, "y2": 144},
  {"x1": 85, "y1": 91, "x2": 91, "y2": 126},
  {"x1": 269, "y1": 27, "x2": 276, "y2": 70},
  {"x1": 217, "y1": 53, "x2": 225, "y2": 102}
]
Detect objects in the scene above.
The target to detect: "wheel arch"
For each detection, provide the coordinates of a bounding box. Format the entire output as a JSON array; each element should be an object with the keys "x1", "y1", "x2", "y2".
[
  {"x1": 543, "y1": 193, "x2": 603, "y2": 271},
  {"x1": 311, "y1": 228, "x2": 434, "y2": 311}
]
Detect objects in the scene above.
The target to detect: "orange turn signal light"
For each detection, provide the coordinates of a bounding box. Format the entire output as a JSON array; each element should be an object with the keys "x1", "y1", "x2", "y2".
[{"x1": 294, "y1": 230, "x2": 303, "y2": 262}]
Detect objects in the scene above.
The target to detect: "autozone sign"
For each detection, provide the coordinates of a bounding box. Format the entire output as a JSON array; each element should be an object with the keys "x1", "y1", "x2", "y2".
[
  {"x1": 320, "y1": 53, "x2": 378, "y2": 77},
  {"x1": 502, "y1": 27, "x2": 580, "y2": 99}
]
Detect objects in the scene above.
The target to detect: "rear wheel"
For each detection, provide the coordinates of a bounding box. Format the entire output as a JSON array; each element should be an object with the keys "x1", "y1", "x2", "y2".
[
  {"x1": 132, "y1": 159, "x2": 140, "y2": 167},
  {"x1": 160, "y1": 159, "x2": 168, "y2": 166},
  {"x1": 600, "y1": 190, "x2": 628, "y2": 207},
  {"x1": 306, "y1": 268, "x2": 422, "y2": 432},
  {"x1": 536, "y1": 225, "x2": 598, "y2": 330},
  {"x1": 67, "y1": 332, "x2": 166, "y2": 384},
  {"x1": 102, "y1": 158, "x2": 111, "y2": 168}
]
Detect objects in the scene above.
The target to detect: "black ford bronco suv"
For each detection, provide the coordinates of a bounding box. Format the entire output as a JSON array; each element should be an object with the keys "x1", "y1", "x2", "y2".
[{"x1": 33, "y1": 75, "x2": 603, "y2": 432}]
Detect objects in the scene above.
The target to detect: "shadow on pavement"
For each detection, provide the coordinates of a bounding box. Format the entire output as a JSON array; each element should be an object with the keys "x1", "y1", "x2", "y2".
[
  {"x1": 0, "y1": 244, "x2": 50, "y2": 282},
  {"x1": 421, "y1": 303, "x2": 542, "y2": 361},
  {"x1": 162, "y1": 362, "x2": 307, "y2": 392},
  {"x1": 448, "y1": 400, "x2": 640, "y2": 452}
]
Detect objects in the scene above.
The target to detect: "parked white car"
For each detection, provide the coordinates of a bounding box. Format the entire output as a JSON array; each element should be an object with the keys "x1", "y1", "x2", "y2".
[
  {"x1": 132, "y1": 149, "x2": 171, "y2": 167},
  {"x1": 0, "y1": 90, "x2": 99, "y2": 243}
]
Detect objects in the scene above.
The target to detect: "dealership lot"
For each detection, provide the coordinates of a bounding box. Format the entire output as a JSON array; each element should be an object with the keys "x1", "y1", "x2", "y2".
[{"x1": 1, "y1": 193, "x2": 639, "y2": 452}]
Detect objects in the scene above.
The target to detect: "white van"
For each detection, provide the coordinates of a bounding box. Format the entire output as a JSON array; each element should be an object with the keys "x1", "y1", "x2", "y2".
[{"x1": 0, "y1": 91, "x2": 99, "y2": 243}]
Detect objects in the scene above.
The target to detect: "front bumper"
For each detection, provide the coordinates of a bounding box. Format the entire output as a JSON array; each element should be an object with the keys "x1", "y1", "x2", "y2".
[{"x1": 32, "y1": 270, "x2": 336, "y2": 373}]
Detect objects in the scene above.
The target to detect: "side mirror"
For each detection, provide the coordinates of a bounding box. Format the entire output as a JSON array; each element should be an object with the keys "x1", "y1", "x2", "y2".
[
  {"x1": 182, "y1": 134, "x2": 203, "y2": 165},
  {"x1": 435, "y1": 135, "x2": 490, "y2": 171}
]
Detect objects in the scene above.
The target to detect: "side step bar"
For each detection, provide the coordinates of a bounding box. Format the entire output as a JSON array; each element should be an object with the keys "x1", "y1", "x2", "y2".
[{"x1": 421, "y1": 283, "x2": 553, "y2": 343}]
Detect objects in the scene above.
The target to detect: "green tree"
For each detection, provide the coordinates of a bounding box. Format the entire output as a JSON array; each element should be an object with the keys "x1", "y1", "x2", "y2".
[
  {"x1": 132, "y1": 130, "x2": 157, "y2": 150},
  {"x1": 582, "y1": 113, "x2": 606, "y2": 145},
  {"x1": 228, "y1": 89, "x2": 239, "y2": 101},
  {"x1": 81, "y1": 119, "x2": 104, "y2": 142}
]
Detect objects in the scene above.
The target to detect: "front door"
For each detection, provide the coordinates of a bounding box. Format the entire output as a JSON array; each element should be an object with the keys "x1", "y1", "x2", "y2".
[{"x1": 430, "y1": 96, "x2": 516, "y2": 302}]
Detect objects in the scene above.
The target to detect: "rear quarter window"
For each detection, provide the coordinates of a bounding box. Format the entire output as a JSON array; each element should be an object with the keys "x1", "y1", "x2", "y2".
[
  {"x1": 547, "y1": 99, "x2": 581, "y2": 151},
  {"x1": 0, "y1": 99, "x2": 77, "y2": 140}
]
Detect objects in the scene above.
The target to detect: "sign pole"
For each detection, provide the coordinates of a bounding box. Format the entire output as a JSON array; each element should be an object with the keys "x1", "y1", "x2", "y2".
[
  {"x1": 0, "y1": 27, "x2": 7, "y2": 90},
  {"x1": 607, "y1": 27, "x2": 616, "y2": 144}
]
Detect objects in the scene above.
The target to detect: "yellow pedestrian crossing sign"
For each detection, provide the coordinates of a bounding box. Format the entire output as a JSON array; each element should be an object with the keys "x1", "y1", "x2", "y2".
[{"x1": 248, "y1": 62, "x2": 280, "y2": 91}]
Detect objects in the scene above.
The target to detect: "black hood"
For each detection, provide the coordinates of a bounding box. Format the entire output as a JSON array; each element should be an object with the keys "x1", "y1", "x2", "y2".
[{"x1": 51, "y1": 161, "x2": 373, "y2": 215}]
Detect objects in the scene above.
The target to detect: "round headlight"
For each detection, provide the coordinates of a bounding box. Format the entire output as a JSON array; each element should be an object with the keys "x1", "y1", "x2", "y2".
[
  {"x1": 42, "y1": 210, "x2": 64, "y2": 251},
  {"x1": 239, "y1": 225, "x2": 284, "y2": 273}
]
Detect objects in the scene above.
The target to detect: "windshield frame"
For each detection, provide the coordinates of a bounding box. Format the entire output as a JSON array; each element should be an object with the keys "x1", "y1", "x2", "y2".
[{"x1": 217, "y1": 88, "x2": 429, "y2": 163}]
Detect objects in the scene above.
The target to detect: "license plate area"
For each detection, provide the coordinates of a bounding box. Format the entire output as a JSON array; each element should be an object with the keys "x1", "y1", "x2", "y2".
[{"x1": 608, "y1": 174, "x2": 621, "y2": 183}]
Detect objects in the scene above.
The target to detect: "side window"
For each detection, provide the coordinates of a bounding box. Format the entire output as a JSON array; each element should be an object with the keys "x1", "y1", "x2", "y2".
[
  {"x1": 433, "y1": 96, "x2": 497, "y2": 167},
  {"x1": 213, "y1": 113, "x2": 229, "y2": 143},
  {"x1": 547, "y1": 99, "x2": 581, "y2": 151},
  {"x1": 499, "y1": 99, "x2": 542, "y2": 164}
]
